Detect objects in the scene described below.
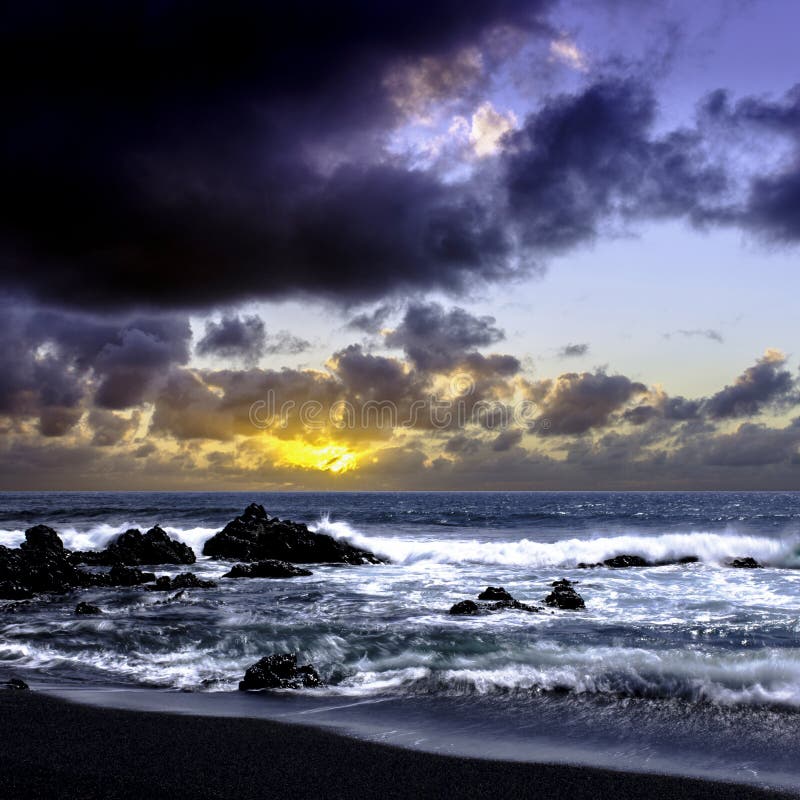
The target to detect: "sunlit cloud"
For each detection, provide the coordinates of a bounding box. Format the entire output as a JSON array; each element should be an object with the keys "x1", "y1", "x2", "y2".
[{"x1": 549, "y1": 37, "x2": 589, "y2": 72}]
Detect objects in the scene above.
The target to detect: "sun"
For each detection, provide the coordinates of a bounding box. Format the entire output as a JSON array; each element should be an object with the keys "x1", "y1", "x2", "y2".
[{"x1": 271, "y1": 439, "x2": 360, "y2": 474}]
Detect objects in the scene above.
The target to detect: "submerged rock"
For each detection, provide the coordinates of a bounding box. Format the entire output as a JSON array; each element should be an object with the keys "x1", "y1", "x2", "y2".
[
  {"x1": 449, "y1": 599, "x2": 480, "y2": 615},
  {"x1": 730, "y1": 557, "x2": 763, "y2": 568},
  {"x1": 71, "y1": 526, "x2": 195, "y2": 567},
  {"x1": 223, "y1": 560, "x2": 313, "y2": 579},
  {"x1": 238, "y1": 653, "x2": 322, "y2": 690},
  {"x1": 603, "y1": 554, "x2": 649, "y2": 568},
  {"x1": 75, "y1": 601, "x2": 102, "y2": 615},
  {"x1": 489, "y1": 598, "x2": 541, "y2": 613},
  {"x1": 202, "y1": 503, "x2": 384, "y2": 565},
  {"x1": 0, "y1": 581, "x2": 34, "y2": 600},
  {"x1": 544, "y1": 579, "x2": 585, "y2": 610},
  {"x1": 145, "y1": 573, "x2": 217, "y2": 591},
  {"x1": 477, "y1": 586, "x2": 513, "y2": 601}
]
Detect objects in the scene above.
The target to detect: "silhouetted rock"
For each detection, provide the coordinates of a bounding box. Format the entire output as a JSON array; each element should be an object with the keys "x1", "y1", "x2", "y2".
[
  {"x1": 145, "y1": 573, "x2": 217, "y2": 591},
  {"x1": 603, "y1": 555, "x2": 649, "y2": 568},
  {"x1": 223, "y1": 560, "x2": 313, "y2": 579},
  {"x1": 75, "y1": 602, "x2": 102, "y2": 615},
  {"x1": 106, "y1": 565, "x2": 157, "y2": 587},
  {"x1": 203, "y1": 503, "x2": 384, "y2": 565},
  {"x1": 238, "y1": 653, "x2": 322, "y2": 690},
  {"x1": 0, "y1": 581, "x2": 34, "y2": 600},
  {"x1": 71, "y1": 526, "x2": 195, "y2": 567},
  {"x1": 477, "y1": 586, "x2": 513, "y2": 601},
  {"x1": 1, "y1": 678, "x2": 29, "y2": 690},
  {"x1": 489, "y1": 598, "x2": 541, "y2": 613},
  {"x1": 449, "y1": 599, "x2": 480, "y2": 615},
  {"x1": 730, "y1": 557, "x2": 762, "y2": 568},
  {"x1": 544, "y1": 579, "x2": 585, "y2": 610},
  {"x1": 0, "y1": 527, "x2": 86, "y2": 595}
]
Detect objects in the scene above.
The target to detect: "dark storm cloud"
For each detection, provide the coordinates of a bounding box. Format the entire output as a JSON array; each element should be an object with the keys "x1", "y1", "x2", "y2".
[
  {"x1": 529, "y1": 370, "x2": 647, "y2": 435},
  {"x1": 701, "y1": 420, "x2": 800, "y2": 468},
  {"x1": 347, "y1": 305, "x2": 396, "y2": 335},
  {"x1": 196, "y1": 316, "x2": 267, "y2": 363},
  {"x1": 384, "y1": 302, "x2": 506, "y2": 371},
  {"x1": 702, "y1": 85, "x2": 800, "y2": 242},
  {"x1": 0, "y1": 302, "x2": 192, "y2": 428},
  {"x1": 559, "y1": 343, "x2": 589, "y2": 357},
  {"x1": 0, "y1": 0, "x2": 555, "y2": 311},
  {"x1": 492, "y1": 428, "x2": 523, "y2": 451},
  {"x1": 503, "y1": 78, "x2": 727, "y2": 251},
  {"x1": 704, "y1": 350, "x2": 795, "y2": 419}
]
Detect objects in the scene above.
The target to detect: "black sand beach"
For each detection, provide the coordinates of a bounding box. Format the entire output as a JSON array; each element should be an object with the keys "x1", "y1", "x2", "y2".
[{"x1": 0, "y1": 691, "x2": 794, "y2": 800}]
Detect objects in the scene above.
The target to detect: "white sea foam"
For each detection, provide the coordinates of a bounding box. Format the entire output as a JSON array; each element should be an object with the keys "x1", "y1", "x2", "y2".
[{"x1": 312, "y1": 515, "x2": 800, "y2": 569}]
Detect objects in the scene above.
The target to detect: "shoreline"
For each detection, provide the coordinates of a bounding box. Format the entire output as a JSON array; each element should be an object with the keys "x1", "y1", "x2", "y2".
[{"x1": 0, "y1": 691, "x2": 795, "y2": 800}]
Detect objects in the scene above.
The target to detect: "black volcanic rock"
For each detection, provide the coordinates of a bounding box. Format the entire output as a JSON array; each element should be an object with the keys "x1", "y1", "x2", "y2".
[
  {"x1": 223, "y1": 560, "x2": 313, "y2": 579},
  {"x1": 489, "y1": 598, "x2": 541, "y2": 613},
  {"x1": 603, "y1": 554, "x2": 649, "y2": 568},
  {"x1": 105, "y1": 565, "x2": 157, "y2": 587},
  {"x1": 145, "y1": 573, "x2": 217, "y2": 591},
  {"x1": 477, "y1": 586, "x2": 513, "y2": 601},
  {"x1": 449, "y1": 600, "x2": 480, "y2": 615},
  {"x1": 238, "y1": 653, "x2": 322, "y2": 690},
  {"x1": 71, "y1": 526, "x2": 195, "y2": 567},
  {"x1": 544, "y1": 579, "x2": 585, "y2": 610},
  {"x1": 0, "y1": 581, "x2": 34, "y2": 600},
  {"x1": 0, "y1": 527, "x2": 86, "y2": 595},
  {"x1": 730, "y1": 557, "x2": 763, "y2": 568},
  {"x1": 203, "y1": 503, "x2": 384, "y2": 565},
  {"x1": 75, "y1": 601, "x2": 102, "y2": 615}
]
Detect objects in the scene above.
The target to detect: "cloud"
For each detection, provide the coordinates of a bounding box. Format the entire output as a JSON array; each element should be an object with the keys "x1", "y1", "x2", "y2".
[
  {"x1": 384, "y1": 302, "x2": 506, "y2": 371},
  {"x1": 666, "y1": 329, "x2": 724, "y2": 343},
  {"x1": 347, "y1": 305, "x2": 395, "y2": 334},
  {"x1": 469, "y1": 102, "x2": 518, "y2": 157},
  {"x1": 529, "y1": 370, "x2": 647, "y2": 435},
  {"x1": 704, "y1": 348, "x2": 795, "y2": 419},
  {"x1": 196, "y1": 315, "x2": 266, "y2": 363},
  {"x1": 559, "y1": 342, "x2": 589, "y2": 357},
  {"x1": 504, "y1": 78, "x2": 727, "y2": 251},
  {"x1": 549, "y1": 37, "x2": 588, "y2": 72},
  {"x1": 264, "y1": 331, "x2": 311, "y2": 356},
  {"x1": 0, "y1": 0, "x2": 555, "y2": 311}
]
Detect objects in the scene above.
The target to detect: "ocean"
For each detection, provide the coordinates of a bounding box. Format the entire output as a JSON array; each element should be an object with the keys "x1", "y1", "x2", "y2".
[{"x1": 2, "y1": 491, "x2": 800, "y2": 790}]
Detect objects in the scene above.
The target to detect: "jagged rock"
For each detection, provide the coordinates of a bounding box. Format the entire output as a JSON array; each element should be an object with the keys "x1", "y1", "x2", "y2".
[
  {"x1": 1, "y1": 678, "x2": 29, "y2": 690},
  {"x1": 202, "y1": 503, "x2": 384, "y2": 565},
  {"x1": 238, "y1": 653, "x2": 322, "y2": 690},
  {"x1": 75, "y1": 602, "x2": 102, "y2": 615},
  {"x1": 223, "y1": 560, "x2": 313, "y2": 579},
  {"x1": 477, "y1": 586, "x2": 513, "y2": 601},
  {"x1": 71, "y1": 526, "x2": 195, "y2": 566},
  {"x1": 449, "y1": 600, "x2": 480, "y2": 615},
  {"x1": 544, "y1": 579, "x2": 585, "y2": 610},
  {"x1": 145, "y1": 573, "x2": 217, "y2": 591},
  {"x1": 0, "y1": 527, "x2": 86, "y2": 595},
  {"x1": 730, "y1": 557, "x2": 762, "y2": 568}
]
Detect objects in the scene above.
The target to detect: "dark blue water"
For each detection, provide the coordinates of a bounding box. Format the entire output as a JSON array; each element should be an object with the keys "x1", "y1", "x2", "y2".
[{"x1": 3, "y1": 491, "x2": 800, "y2": 791}]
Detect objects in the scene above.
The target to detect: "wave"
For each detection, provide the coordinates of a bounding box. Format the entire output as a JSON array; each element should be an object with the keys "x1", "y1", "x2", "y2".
[
  {"x1": 312, "y1": 515, "x2": 800, "y2": 568},
  {"x1": 0, "y1": 524, "x2": 217, "y2": 555},
  {"x1": 334, "y1": 646, "x2": 800, "y2": 708}
]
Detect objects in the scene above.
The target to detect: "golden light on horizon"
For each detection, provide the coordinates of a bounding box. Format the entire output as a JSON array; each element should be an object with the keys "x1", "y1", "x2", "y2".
[{"x1": 271, "y1": 438, "x2": 361, "y2": 474}]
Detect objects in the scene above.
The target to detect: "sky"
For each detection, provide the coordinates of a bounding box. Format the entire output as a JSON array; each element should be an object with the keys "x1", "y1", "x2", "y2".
[{"x1": 1, "y1": 0, "x2": 799, "y2": 490}]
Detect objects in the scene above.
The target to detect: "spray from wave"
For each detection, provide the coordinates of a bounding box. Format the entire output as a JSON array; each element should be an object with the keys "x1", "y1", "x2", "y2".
[{"x1": 311, "y1": 514, "x2": 800, "y2": 568}]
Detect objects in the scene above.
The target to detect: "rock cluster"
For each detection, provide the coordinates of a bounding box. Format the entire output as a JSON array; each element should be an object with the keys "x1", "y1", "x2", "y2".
[
  {"x1": 544, "y1": 579, "x2": 585, "y2": 610},
  {"x1": 578, "y1": 554, "x2": 699, "y2": 569},
  {"x1": 238, "y1": 653, "x2": 322, "y2": 690},
  {"x1": 450, "y1": 586, "x2": 541, "y2": 615},
  {"x1": 72, "y1": 526, "x2": 195, "y2": 567},
  {"x1": 203, "y1": 503, "x2": 383, "y2": 565}
]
